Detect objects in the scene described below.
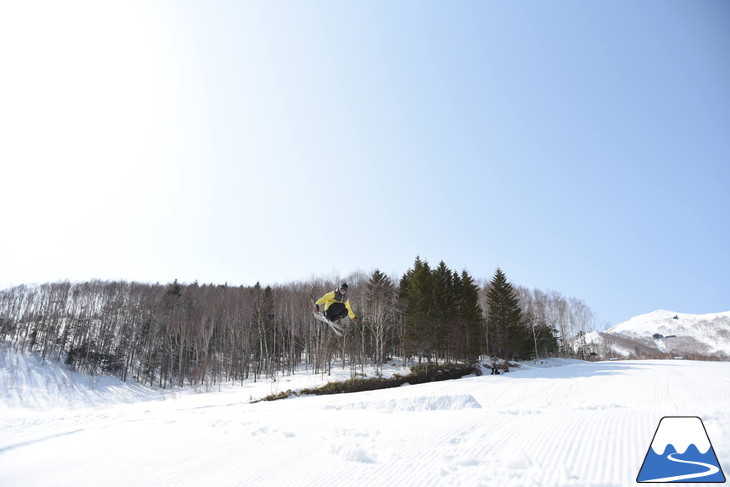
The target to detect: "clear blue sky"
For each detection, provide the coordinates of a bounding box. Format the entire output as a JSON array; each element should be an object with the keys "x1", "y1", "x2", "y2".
[{"x1": 1, "y1": 1, "x2": 728, "y2": 327}]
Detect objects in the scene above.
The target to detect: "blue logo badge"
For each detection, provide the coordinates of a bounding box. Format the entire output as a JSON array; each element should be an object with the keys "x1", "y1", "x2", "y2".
[{"x1": 637, "y1": 416, "x2": 725, "y2": 483}]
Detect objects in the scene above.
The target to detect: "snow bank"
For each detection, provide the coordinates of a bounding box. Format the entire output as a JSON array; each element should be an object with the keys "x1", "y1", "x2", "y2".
[
  {"x1": 324, "y1": 394, "x2": 482, "y2": 412},
  {"x1": 0, "y1": 344, "x2": 160, "y2": 410}
]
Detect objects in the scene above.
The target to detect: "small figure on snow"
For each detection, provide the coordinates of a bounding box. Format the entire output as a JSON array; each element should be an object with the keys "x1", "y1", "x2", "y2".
[{"x1": 315, "y1": 283, "x2": 358, "y2": 324}]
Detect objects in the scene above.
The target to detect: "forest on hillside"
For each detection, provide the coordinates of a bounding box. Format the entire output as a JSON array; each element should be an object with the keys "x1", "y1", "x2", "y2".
[{"x1": 0, "y1": 258, "x2": 599, "y2": 388}]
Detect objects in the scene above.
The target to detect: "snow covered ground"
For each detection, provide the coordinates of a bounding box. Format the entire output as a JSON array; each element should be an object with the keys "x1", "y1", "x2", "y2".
[{"x1": 2, "y1": 346, "x2": 729, "y2": 487}]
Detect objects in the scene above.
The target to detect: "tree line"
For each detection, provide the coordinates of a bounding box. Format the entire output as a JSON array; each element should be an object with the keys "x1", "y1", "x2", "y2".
[{"x1": 0, "y1": 258, "x2": 600, "y2": 388}]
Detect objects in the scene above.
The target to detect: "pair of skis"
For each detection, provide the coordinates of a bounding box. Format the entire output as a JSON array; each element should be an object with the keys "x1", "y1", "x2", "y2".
[{"x1": 312, "y1": 307, "x2": 348, "y2": 336}]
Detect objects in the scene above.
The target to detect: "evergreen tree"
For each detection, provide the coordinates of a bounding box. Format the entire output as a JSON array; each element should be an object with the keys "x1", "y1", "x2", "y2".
[
  {"x1": 166, "y1": 279, "x2": 182, "y2": 296},
  {"x1": 536, "y1": 323, "x2": 560, "y2": 357},
  {"x1": 432, "y1": 261, "x2": 455, "y2": 359},
  {"x1": 457, "y1": 270, "x2": 483, "y2": 363},
  {"x1": 486, "y1": 268, "x2": 530, "y2": 360},
  {"x1": 399, "y1": 257, "x2": 434, "y2": 362},
  {"x1": 449, "y1": 271, "x2": 463, "y2": 359}
]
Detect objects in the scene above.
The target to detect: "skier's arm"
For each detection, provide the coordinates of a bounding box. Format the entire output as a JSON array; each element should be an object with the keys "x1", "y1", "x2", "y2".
[
  {"x1": 345, "y1": 300, "x2": 356, "y2": 319},
  {"x1": 315, "y1": 292, "x2": 335, "y2": 307}
]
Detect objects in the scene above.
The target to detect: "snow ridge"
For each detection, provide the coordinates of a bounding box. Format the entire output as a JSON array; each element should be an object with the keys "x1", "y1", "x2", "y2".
[{"x1": 324, "y1": 394, "x2": 482, "y2": 412}]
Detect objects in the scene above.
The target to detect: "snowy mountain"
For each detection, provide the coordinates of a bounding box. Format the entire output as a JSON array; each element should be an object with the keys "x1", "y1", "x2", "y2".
[
  {"x1": 586, "y1": 310, "x2": 730, "y2": 359},
  {"x1": 2, "y1": 345, "x2": 730, "y2": 487}
]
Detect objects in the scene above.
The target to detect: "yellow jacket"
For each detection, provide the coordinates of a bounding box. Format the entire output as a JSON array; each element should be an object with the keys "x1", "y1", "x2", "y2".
[{"x1": 315, "y1": 290, "x2": 356, "y2": 319}]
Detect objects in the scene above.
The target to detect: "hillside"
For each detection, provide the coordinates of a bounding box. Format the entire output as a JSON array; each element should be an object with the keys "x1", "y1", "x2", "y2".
[
  {"x1": 2, "y1": 346, "x2": 730, "y2": 486},
  {"x1": 585, "y1": 310, "x2": 730, "y2": 360}
]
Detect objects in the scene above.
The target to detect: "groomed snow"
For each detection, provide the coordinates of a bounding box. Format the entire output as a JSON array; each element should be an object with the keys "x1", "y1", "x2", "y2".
[{"x1": 2, "y1": 347, "x2": 729, "y2": 487}]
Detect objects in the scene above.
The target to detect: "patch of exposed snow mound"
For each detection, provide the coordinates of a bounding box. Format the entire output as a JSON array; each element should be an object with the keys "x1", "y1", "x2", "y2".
[{"x1": 324, "y1": 394, "x2": 481, "y2": 412}]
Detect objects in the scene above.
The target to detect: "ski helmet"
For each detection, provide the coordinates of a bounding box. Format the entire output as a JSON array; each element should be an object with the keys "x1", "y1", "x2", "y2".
[{"x1": 340, "y1": 283, "x2": 348, "y2": 292}]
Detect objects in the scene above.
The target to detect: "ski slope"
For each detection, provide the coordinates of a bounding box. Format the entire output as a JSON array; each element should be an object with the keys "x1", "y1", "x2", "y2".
[{"x1": 1, "y1": 347, "x2": 729, "y2": 487}]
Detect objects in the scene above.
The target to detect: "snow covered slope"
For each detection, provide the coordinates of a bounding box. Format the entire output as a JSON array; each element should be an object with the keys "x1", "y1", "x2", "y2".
[
  {"x1": 589, "y1": 310, "x2": 730, "y2": 359},
  {"x1": 2, "y1": 347, "x2": 730, "y2": 487},
  {"x1": 0, "y1": 344, "x2": 161, "y2": 410}
]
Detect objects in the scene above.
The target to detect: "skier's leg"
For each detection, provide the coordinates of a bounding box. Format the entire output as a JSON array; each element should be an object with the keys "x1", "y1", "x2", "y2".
[{"x1": 325, "y1": 302, "x2": 346, "y2": 321}]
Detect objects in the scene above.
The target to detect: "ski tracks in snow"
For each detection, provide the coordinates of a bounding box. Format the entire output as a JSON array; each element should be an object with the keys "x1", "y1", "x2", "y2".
[
  {"x1": 245, "y1": 386, "x2": 650, "y2": 487},
  {"x1": 3, "y1": 360, "x2": 730, "y2": 487}
]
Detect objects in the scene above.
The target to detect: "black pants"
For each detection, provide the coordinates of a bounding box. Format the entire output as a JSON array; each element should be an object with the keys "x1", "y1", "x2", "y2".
[{"x1": 325, "y1": 302, "x2": 348, "y2": 321}]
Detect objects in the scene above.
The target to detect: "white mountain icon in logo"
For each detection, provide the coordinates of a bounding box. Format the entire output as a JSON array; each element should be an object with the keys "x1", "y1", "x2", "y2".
[{"x1": 637, "y1": 416, "x2": 725, "y2": 483}]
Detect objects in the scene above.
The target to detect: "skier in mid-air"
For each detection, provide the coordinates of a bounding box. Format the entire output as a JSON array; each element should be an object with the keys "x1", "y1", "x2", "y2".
[{"x1": 315, "y1": 283, "x2": 358, "y2": 325}]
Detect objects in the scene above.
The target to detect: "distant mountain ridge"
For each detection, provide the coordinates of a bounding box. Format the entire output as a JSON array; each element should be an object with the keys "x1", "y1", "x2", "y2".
[
  {"x1": 607, "y1": 310, "x2": 730, "y2": 336},
  {"x1": 584, "y1": 310, "x2": 730, "y2": 360}
]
